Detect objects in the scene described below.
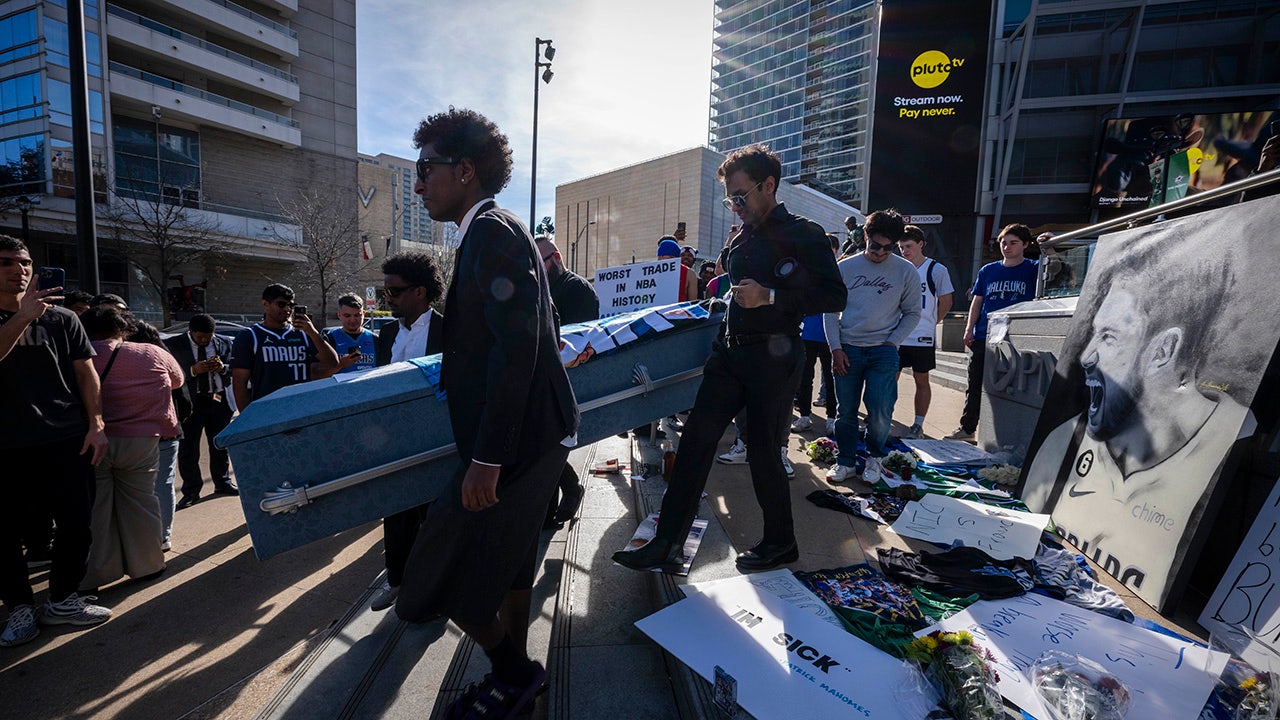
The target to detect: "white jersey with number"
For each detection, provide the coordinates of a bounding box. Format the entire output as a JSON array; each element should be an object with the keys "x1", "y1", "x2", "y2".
[{"x1": 902, "y1": 258, "x2": 953, "y2": 347}]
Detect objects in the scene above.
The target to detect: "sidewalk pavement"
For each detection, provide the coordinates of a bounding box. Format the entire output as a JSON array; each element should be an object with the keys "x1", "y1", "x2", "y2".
[{"x1": 0, "y1": 373, "x2": 1205, "y2": 720}]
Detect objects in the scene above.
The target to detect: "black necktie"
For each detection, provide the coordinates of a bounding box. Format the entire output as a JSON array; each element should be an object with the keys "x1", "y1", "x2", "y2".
[{"x1": 197, "y1": 343, "x2": 211, "y2": 395}]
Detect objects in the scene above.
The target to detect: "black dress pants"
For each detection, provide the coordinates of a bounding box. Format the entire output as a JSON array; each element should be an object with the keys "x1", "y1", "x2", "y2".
[
  {"x1": 178, "y1": 395, "x2": 234, "y2": 498},
  {"x1": 655, "y1": 336, "x2": 804, "y2": 548},
  {"x1": 960, "y1": 339, "x2": 987, "y2": 432}
]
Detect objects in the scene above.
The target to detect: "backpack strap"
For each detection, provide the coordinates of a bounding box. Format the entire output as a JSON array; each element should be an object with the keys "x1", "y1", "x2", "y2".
[{"x1": 925, "y1": 259, "x2": 938, "y2": 297}]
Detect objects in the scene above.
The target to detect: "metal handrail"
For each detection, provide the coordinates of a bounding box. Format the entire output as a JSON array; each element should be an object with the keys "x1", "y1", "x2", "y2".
[
  {"x1": 109, "y1": 61, "x2": 300, "y2": 128},
  {"x1": 107, "y1": 5, "x2": 298, "y2": 84},
  {"x1": 258, "y1": 362, "x2": 706, "y2": 515},
  {"x1": 1041, "y1": 167, "x2": 1280, "y2": 249}
]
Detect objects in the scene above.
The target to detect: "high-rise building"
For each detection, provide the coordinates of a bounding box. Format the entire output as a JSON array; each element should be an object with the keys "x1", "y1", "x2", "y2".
[
  {"x1": 0, "y1": 0, "x2": 358, "y2": 320},
  {"x1": 710, "y1": 0, "x2": 879, "y2": 208},
  {"x1": 356, "y1": 151, "x2": 454, "y2": 298}
]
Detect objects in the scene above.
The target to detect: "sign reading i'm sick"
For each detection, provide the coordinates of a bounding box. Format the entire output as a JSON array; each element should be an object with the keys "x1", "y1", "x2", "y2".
[{"x1": 594, "y1": 259, "x2": 679, "y2": 317}]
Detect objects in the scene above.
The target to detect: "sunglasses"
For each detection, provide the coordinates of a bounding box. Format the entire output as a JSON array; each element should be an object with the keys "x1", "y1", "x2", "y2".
[
  {"x1": 866, "y1": 240, "x2": 895, "y2": 252},
  {"x1": 416, "y1": 156, "x2": 460, "y2": 182},
  {"x1": 272, "y1": 300, "x2": 295, "y2": 308},
  {"x1": 721, "y1": 182, "x2": 763, "y2": 211},
  {"x1": 382, "y1": 284, "x2": 419, "y2": 298},
  {"x1": 540, "y1": 253, "x2": 556, "y2": 264}
]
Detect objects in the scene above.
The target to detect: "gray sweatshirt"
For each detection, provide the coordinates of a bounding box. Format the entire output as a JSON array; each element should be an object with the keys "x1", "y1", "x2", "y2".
[{"x1": 823, "y1": 253, "x2": 922, "y2": 349}]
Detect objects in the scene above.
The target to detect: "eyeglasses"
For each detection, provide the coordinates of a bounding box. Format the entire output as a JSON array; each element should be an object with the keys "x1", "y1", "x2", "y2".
[
  {"x1": 273, "y1": 300, "x2": 295, "y2": 308},
  {"x1": 416, "y1": 156, "x2": 460, "y2": 182},
  {"x1": 540, "y1": 253, "x2": 556, "y2": 264},
  {"x1": 382, "y1": 284, "x2": 420, "y2": 298},
  {"x1": 866, "y1": 240, "x2": 895, "y2": 252},
  {"x1": 721, "y1": 182, "x2": 763, "y2": 211}
]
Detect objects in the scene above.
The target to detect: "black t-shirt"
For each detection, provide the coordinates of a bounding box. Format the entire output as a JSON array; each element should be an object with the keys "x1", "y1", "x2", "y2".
[
  {"x1": 0, "y1": 305, "x2": 94, "y2": 448},
  {"x1": 231, "y1": 323, "x2": 320, "y2": 402}
]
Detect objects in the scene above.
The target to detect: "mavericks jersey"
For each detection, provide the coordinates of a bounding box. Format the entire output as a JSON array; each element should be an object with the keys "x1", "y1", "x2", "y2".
[
  {"x1": 325, "y1": 328, "x2": 375, "y2": 373},
  {"x1": 903, "y1": 259, "x2": 954, "y2": 347},
  {"x1": 231, "y1": 324, "x2": 320, "y2": 401}
]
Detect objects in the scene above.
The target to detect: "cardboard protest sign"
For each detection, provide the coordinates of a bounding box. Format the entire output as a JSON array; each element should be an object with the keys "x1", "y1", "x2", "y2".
[
  {"x1": 889, "y1": 494, "x2": 1048, "y2": 560},
  {"x1": 637, "y1": 576, "x2": 917, "y2": 719},
  {"x1": 925, "y1": 594, "x2": 1227, "y2": 720},
  {"x1": 903, "y1": 438, "x2": 997, "y2": 466},
  {"x1": 1019, "y1": 196, "x2": 1280, "y2": 611},
  {"x1": 595, "y1": 259, "x2": 679, "y2": 317},
  {"x1": 686, "y1": 568, "x2": 845, "y2": 630}
]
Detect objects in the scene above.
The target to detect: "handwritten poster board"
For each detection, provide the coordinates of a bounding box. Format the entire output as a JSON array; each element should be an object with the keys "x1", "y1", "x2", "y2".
[
  {"x1": 594, "y1": 259, "x2": 679, "y2": 317},
  {"x1": 926, "y1": 593, "x2": 1228, "y2": 720},
  {"x1": 889, "y1": 494, "x2": 1048, "y2": 560},
  {"x1": 637, "y1": 576, "x2": 916, "y2": 719},
  {"x1": 1019, "y1": 196, "x2": 1280, "y2": 611},
  {"x1": 1199, "y1": 472, "x2": 1280, "y2": 668}
]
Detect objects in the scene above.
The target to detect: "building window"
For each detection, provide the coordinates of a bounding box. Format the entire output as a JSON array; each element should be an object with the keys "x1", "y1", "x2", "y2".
[
  {"x1": 0, "y1": 9, "x2": 38, "y2": 64},
  {"x1": 0, "y1": 133, "x2": 43, "y2": 196},
  {"x1": 45, "y1": 19, "x2": 102, "y2": 76},
  {"x1": 112, "y1": 115, "x2": 201, "y2": 207},
  {"x1": 0, "y1": 72, "x2": 40, "y2": 125},
  {"x1": 47, "y1": 80, "x2": 105, "y2": 134},
  {"x1": 50, "y1": 138, "x2": 108, "y2": 202}
]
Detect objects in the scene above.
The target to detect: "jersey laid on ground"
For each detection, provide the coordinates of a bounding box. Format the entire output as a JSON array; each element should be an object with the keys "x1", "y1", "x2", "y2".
[
  {"x1": 324, "y1": 328, "x2": 375, "y2": 373},
  {"x1": 231, "y1": 324, "x2": 319, "y2": 401},
  {"x1": 903, "y1": 259, "x2": 954, "y2": 347}
]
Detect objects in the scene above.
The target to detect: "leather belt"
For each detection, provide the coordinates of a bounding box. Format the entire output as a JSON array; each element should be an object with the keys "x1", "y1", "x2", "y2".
[{"x1": 721, "y1": 333, "x2": 797, "y2": 348}]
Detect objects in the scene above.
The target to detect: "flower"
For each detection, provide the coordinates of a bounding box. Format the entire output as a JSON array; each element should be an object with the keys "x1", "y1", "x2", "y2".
[
  {"x1": 881, "y1": 450, "x2": 919, "y2": 474},
  {"x1": 905, "y1": 630, "x2": 1003, "y2": 720},
  {"x1": 805, "y1": 437, "x2": 838, "y2": 464},
  {"x1": 978, "y1": 464, "x2": 1022, "y2": 486}
]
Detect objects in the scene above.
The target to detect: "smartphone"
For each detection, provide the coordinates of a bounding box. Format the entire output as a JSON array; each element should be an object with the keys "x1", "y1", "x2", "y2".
[
  {"x1": 37, "y1": 266, "x2": 65, "y2": 292},
  {"x1": 292, "y1": 304, "x2": 308, "y2": 317},
  {"x1": 347, "y1": 345, "x2": 362, "y2": 356}
]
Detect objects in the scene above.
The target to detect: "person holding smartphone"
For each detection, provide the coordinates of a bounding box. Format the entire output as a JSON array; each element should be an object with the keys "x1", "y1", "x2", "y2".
[
  {"x1": 229, "y1": 283, "x2": 338, "y2": 410},
  {"x1": 321, "y1": 293, "x2": 376, "y2": 375}
]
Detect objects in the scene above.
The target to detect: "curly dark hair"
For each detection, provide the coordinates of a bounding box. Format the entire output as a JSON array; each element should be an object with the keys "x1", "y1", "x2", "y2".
[
  {"x1": 382, "y1": 251, "x2": 446, "y2": 305},
  {"x1": 80, "y1": 305, "x2": 135, "y2": 341},
  {"x1": 717, "y1": 144, "x2": 781, "y2": 188},
  {"x1": 412, "y1": 107, "x2": 512, "y2": 196},
  {"x1": 864, "y1": 209, "x2": 906, "y2": 243}
]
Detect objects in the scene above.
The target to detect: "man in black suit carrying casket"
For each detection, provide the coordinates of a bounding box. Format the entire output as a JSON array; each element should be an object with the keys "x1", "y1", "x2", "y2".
[
  {"x1": 163, "y1": 314, "x2": 236, "y2": 508},
  {"x1": 395, "y1": 108, "x2": 580, "y2": 718}
]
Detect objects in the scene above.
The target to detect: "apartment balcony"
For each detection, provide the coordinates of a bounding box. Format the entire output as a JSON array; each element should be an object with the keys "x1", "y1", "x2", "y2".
[
  {"x1": 107, "y1": 5, "x2": 299, "y2": 105},
  {"x1": 256, "y1": 0, "x2": 297, "y2": 17},
  {"x1": 154, "y1": 0, "x2": 299, "y2": 61},
  {"x1": 109, "y1": 61, "x2": 302, "y2": 148}
]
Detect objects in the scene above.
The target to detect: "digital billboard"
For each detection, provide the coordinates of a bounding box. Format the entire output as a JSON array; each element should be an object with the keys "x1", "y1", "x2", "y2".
[
  {"x1": 867, "y1": 0, "x2": 992, "y2": 215},
  {"x1": 1091, "y1": 110, "x2": 1277, "y2": 209}
]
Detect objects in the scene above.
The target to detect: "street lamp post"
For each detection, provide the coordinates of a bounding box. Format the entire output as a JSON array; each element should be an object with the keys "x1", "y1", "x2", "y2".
[
  {"x1": 16, "y1": 196, "x2": 39, "y2": 242},
  {"x1": 531, "y1": 37, "x2": 555, "y2": 230},
  {"x1": 571, "y1": 219, "x2": 596, "y2": 274}
]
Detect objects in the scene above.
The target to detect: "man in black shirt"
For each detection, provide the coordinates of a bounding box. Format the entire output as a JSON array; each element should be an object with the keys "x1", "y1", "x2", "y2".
[
  {"x1": 535, "y1": 234, "x2": 598, "y2": 325},
  {"x1": 0, "y1": 236, "x2": 111, "y2": 646},
  {"x1": 613, "y1": 145, "x2": 847, "y2": 573}
]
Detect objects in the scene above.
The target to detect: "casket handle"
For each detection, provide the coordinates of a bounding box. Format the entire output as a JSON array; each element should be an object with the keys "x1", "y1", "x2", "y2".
[{"x1": 631, "y1": 363, "x2": 654, "y2": 396}]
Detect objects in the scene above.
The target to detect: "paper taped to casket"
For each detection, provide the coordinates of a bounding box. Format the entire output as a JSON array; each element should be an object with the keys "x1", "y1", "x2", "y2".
[
  {"x1": 636, "y1": 575, "x2": 916, "y2": 720},
  {"x1": 216, "y1": 305, "x2": 722, "y2": 559}
]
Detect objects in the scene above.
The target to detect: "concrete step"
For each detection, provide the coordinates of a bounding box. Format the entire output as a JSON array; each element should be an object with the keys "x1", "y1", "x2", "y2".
[{"x1": 930, "y1": 349, "x2": 969, "y2": 393}]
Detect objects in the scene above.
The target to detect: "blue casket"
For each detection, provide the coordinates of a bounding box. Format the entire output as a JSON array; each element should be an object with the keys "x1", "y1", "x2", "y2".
[{"x1": 216, "y1": 304, "x2": 722, "y2": 558}]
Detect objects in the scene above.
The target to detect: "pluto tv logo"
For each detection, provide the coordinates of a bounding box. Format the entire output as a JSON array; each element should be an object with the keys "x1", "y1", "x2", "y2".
[{"x1": 910, "y1": 50, "x2": 966, "y2": 89}]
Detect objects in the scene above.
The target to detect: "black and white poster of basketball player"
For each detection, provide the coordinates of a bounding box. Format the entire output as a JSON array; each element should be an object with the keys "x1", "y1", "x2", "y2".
[{"x1": 1019, "y1": 195, "x2": 1280, "y2": 612}]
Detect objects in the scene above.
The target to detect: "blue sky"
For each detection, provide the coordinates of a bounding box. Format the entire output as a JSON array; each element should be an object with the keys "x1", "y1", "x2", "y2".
[{"x1": 356, "y1": 0, "x2": 715, "y2": 229}]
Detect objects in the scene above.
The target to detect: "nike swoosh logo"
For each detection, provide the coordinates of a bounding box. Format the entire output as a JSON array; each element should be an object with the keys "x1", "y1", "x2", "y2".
[{"x1": 1067, "y1": 485, "x2": 1096, "y2": 498}]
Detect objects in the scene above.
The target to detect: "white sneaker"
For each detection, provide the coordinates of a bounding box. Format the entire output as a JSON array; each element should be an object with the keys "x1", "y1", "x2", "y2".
[
  {"x1": 945, "y1": 426, "x2": 975, "y2": 440},
  {"x1": 825, "y1": 418, "x2": 836, "y2": 437},
  {"x1": 863, "y1": 456, "x2": 883, "y2": 483},
  {"x1": 160, "y1": 539, "x2": 172, "y2": 552},
  {"x1": 906, "y1": 423, "x2": 924, "y2": 439},
  {"x1": 38, "y1": 593, "x2": 111, "y2": 627},
  {"x1": 826, "y1": 464, "x2": 857, "y2": 484},
  {"x1": 0, "y1": 605, "x2": 38, "y2": 647},
  {"x1": 717, "y1": 439, "x2": 748, "y2": 465},
  {"x1": 789, "y1": 416, "x2": 813, "y2": 433},
  {"x1": 370, "y1": 579, "x2": 399, "y2": 612},
  {"x1": 781, "y1": 447, "x2": 795, "y2": 479}
]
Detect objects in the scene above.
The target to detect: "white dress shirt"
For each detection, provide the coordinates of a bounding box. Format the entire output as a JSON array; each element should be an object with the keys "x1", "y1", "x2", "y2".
[{"x1": 390, "y1": 310, "x2": 432, "y2": 363}]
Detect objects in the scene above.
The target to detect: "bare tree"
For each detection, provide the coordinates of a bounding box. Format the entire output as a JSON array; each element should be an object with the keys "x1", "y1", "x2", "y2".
[
  {"x1": 102, "y1": 181, "x2": 232, "y2": 326},
  {"x1": 276, "y1": 185, "x2": 365, "y2": 323}
]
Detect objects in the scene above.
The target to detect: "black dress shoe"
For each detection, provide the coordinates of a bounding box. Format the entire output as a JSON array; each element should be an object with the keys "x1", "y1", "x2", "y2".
[
  {"x1": 214, "y1": 484, "x2": 239, "y2": 497},
  {"x1": 612, "y1": 538, "x2": 682, "y2": 573},
  {"x1": 553, "y1": 483, "x2": 584, "y2": 524},
  {"x1": 735, "y1": 540, "x2": 799, "y2": 572},
  {"x1": 176, "y1": 495, "x2": 200, "y2": 510}
]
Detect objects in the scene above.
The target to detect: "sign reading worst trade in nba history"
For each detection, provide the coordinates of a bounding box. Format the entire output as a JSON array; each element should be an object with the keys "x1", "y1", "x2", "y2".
[{"x1": 594, "y1": 259, "x2": 679, "y2": 318}]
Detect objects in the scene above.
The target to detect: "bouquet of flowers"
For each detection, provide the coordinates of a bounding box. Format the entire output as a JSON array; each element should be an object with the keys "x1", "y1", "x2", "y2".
[
  {"x1": 1213, "y1": 659, "x2": 1277, "y2": 720},
  {"x1": 904, "y1": 630, "x2": 1004, "y2": 720},
  {"x1": 1031, "y1": 651, "x2": 1130, "y2": 720},
  {"x1": 805, "y1": 437, "x2": 838, "y2": 464},
  {"x1": 978, "y1": 464, "x2": 1022, "y2": 487},
  {"x1": 881, "y1": 450, "x2": 920, "y2": 480}
]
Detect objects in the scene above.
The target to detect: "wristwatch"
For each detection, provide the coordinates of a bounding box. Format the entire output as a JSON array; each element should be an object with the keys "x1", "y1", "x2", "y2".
[{"x1": 768, "y1": 288, "x2": 776, "y2": 305}]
